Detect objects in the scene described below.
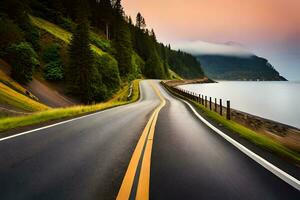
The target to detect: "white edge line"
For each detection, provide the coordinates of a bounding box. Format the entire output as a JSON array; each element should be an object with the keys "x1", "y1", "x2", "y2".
[
  {"x1": 0, "y1": 81, "x2": 145, "y2": 142},
  {"x1": 163, "y1": 85, "x2": 300, "y2": 191}
]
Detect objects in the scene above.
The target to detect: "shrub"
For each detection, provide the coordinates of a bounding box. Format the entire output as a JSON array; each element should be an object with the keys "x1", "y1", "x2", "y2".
[
  {"x1": 94, "y1": 54, "x2": 120, "y2": 93},
  {"x1": 43, "y1": 43, "x2": 61, "y2": 63},
  {"x1": 7, "y1": 42, "x2": 39, "y2": 84},
  {"x1": 43, "y1": 61, "x2": 64, "y2": 81}
]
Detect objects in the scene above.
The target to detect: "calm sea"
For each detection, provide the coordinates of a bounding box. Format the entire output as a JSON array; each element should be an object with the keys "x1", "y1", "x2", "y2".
[{"x1": 179, "y1": 81, "x2": 300, "y2": 129}]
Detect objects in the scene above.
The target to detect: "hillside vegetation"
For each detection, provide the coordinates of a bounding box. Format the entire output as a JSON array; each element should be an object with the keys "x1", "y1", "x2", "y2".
[
  {"x1": 0, "y1": 82, "x2": 49, "y2": 112},
  {"x1": 198, "y1": 55, "x2": 286, "y2": 81},
  {"x1": 0, "y1": 80, "x2": 140, "y2": 133},
  {"x1": 0, "y1": 0, "x2": 204, "y2": 105}
]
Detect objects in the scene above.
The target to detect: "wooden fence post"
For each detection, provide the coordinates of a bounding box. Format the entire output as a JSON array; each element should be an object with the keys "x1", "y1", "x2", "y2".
[
  {"x1": 214, "y1": 98, "x2": 217, "y2": 112},
  {"x1": 209, "y1": 97, "x2": 212, "y2": 110},
  {"x1": 220, "y1": 99, "x2": 223, "y2": 116},
  {"x1": 205, "y1": 96, "x2": 207, "y2": 107},
  {"x1": 226, "y1": 100, "x2": 231, "y2": 120}
]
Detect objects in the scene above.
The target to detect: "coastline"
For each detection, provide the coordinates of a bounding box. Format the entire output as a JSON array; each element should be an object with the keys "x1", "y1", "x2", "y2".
[{"x1": 163, "y1": 79, "x2": 300, "y2": 161}]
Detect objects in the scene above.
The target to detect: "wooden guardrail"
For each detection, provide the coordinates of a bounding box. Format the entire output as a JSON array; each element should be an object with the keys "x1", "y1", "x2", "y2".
[{"x1": 161, "y1": 81, "x2": 231, "y2": 120}]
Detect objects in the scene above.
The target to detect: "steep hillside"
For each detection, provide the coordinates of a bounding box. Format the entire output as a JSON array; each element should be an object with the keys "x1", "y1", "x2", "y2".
[
  {"x1": 0, "y1": 60, "x2": 49, "y2": 113},
  {"x1": 198, "y1": 55, "x2": 286, "y2": 81},
  {"x1": 1, "y1": 0, "x2": 204, "y2": 106},
  {"x1": 0, "y1": 82, "x2": 49, "y2": 112}
]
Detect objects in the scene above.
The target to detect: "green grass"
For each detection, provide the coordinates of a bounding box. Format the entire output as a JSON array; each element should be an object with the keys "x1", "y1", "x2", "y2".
[
  {"x1": 0, "y1": 69, "x2": 27, "y2": 95},
  {"x1": 0, "y1": 80, "x2": 140, "y2": 133},
  {"x1": 169, "y1": 69, "x2": 183, "y2": 80},
  {"x1": 30, "y1": 16, "x2": 105, "y2": 56},
  {"x1": 0, "y1": 82, "x2": 49, "y2": 112},
  {"x1": 163, "y1": 84, "x2": 300, "y2": 165},
  {"x1": 90, "y1": 31, "x2": 112, "y2": 53}
]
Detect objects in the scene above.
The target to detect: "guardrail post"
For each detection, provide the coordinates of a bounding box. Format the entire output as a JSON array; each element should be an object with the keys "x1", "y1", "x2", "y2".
[
  {"x1": 214, "y1": 98, "x2": 217, "y2": 112},
  {"x1": 226, "y1": 100, "x2": 231, "y2": 120},
  {"x1": 219, "y1": 99, "x2": 223, "y2": 116},
  {"x1": 209, "y1": 97, "x2": 212, "y2": 110},
  {"x1": 202, "y1": 95, "x2": 204, "y2": 105},
  {"x1": 205, "y1": 96, "x2": 207, "y2": 107},
  {"x1": 198, "y1": 94, "x2": 201, "y2": 103}
]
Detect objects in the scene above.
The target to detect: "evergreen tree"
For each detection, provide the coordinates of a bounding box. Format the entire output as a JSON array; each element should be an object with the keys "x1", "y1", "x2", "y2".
[
  {"x1": 136, "y1": 12, "x2": 146, "y2": 29},
  {"x1": 113, "y1": 0, "x2": 133, "y2": 76},
  {"x1": 144, "y1": 52, "x2": 165, "y2": 79},
  {"x1": 67, "y1": 1, "x2": 96, "y2": 103},
  {"x1": 114, "y1": 21, "x2": 133, "y2": 75}
]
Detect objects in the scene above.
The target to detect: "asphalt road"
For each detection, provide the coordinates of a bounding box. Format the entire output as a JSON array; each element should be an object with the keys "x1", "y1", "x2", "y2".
[{"x1": 0, "y1": 80, "x2": 299, "y2": 200}]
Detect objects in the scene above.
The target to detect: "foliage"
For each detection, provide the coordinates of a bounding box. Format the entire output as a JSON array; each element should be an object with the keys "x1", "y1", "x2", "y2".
[
  {"x1": 114, "y1": 20, "x2": 133, "y2": 76},
  {"x1": 43, "y1": 61, "x2": 64, "y2": 81},
  {"x1": 198, "y1": 55, "x2": 285, "y2": 81},
  {"x1": 94, "y1": 54, "x2": 120, "y2": 93},
  {"x1": 7, "y1": 42, "x2": 39, "y2": 84},
  {"x1": 0, "y1": 0, "x2": 40, "y2": 49},
  {"x1": 131, "y1": 52, "x2": 144, "y2": 79},
  {"x1": 90, "y1": 32, "x2": 112, "y2": 53},
  {"x1": 67, "y1": 16, "x2": 95, "y2": 103},
  {"x1": 0, "y1": 16, "x2": 24, "y2": 52},
  {"x1": 167, "y1": 49, "x2": 204, "y2": 79},
  {"x1": 42, "y1": 43, "x2": 61, "y2": 63},
  {"x1": 144, "y1": 52, "x2": 165, "y2": 79}
]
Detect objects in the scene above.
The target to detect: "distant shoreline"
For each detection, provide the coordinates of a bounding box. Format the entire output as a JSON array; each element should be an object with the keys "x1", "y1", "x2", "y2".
[{"x1": 166, "y1": 79, "x2": 300, "y2": 154}]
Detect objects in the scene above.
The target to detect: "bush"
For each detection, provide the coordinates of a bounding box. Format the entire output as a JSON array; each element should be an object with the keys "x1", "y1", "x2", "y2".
[
  {"x1": 7, "y1": 42, "x2": 39, "y2": 84},
  {"x1": 94, "y1": 54, "x2": 120, "y2": 92},
  {"x1": 43, "y1": 61, "x2": 64, "y2": 81},
  {"x1": 43, "y1": 43, "x2": 61, "y2": 63}
]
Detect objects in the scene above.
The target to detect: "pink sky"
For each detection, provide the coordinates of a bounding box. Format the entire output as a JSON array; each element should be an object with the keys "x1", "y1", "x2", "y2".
[
  {"x1": 123, "y1": 0, "x2": 300, "y2": 80},
  {"x1": 123, "y1": 0, "x2": 300, "y2": 43}
]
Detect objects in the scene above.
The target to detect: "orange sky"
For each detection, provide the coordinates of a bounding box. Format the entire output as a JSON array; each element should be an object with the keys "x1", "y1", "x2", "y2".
[
  {"x1": 123, "y1": 0, "x2": 300, "y2": 80},
  {"x1": 123, "y1": 0, "x2": 300, "y2": 42}
]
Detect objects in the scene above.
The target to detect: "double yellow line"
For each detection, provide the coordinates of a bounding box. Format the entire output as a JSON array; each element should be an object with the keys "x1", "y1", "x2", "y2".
[{"x1": 116, "y1": 81, "x2": 166, "y2": 200}]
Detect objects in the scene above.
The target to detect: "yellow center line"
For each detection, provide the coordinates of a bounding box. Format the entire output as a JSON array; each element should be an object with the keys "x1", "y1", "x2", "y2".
[{"x1": 116, "y1": 81, "x2": 166, "y2": 200}]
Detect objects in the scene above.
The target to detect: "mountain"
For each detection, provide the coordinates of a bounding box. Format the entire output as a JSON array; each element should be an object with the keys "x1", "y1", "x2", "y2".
[
  {"x1": 197, "y1": 55, "x2": 287, "y2": 81},
  {"x1": 173, "y1": 40, "x2": 286, "y2": 81}
]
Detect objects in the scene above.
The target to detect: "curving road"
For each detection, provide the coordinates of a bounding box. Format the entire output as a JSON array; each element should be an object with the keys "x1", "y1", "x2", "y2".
[{"x1": 0, "y1": 80, "x2": 299, "y2": 200}]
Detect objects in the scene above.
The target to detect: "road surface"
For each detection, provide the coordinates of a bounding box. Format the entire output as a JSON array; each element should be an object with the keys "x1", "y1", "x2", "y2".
[{"x1": 0, "y1": 80, "x2": 299, "y2": 200}]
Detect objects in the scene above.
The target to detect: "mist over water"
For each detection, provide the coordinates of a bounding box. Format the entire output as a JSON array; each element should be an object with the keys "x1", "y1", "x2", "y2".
[{"x1": 179, "y1": 81, "x2": 300, "y2": 129}]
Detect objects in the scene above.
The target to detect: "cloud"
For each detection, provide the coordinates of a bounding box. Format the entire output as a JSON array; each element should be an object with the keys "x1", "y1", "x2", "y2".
[{"x1": 172, "y1": 40, "x2": 253, "y2": 56}]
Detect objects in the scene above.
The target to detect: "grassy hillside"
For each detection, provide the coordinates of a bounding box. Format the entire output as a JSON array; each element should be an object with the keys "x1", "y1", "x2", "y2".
[
  {"x1": 0, "y1": 80, "x2": 140, "y2": 133},
  {"x1": 0, "y1": 69, "x2": 28, "y2": 96},
  {"x1": 0, "y1": 82, "x2": 49, "y2": 112},
  {"x1": 30, "y1": 16, "x2": 106, "y2": 56}
]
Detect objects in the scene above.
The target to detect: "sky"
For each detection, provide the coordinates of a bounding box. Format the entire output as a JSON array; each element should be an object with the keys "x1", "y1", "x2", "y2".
[{"x1": 123, "y1": 0, "x2": 300, "y2": 80}]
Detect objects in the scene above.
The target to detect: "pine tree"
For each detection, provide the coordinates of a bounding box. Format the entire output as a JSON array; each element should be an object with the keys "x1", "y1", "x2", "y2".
[
  {"x1": 136, "y1": 12, "x2": 146, "y2": 29},
  {"x1": 67, "y1": 1, "x2": 95, "y2": 103},
  {"x1": 113, "y1": 0, "x2": 133, "y2": 76}
]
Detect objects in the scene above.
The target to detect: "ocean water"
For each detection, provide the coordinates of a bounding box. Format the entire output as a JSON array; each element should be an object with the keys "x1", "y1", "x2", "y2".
[{"x1": 179, "y1": 81, "x2": 300, "y2": 129}]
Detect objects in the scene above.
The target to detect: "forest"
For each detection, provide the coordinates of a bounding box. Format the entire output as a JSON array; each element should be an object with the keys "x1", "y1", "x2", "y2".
[{"x1": 0, "y1": 0, "x2": 204, "y2": 103}]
